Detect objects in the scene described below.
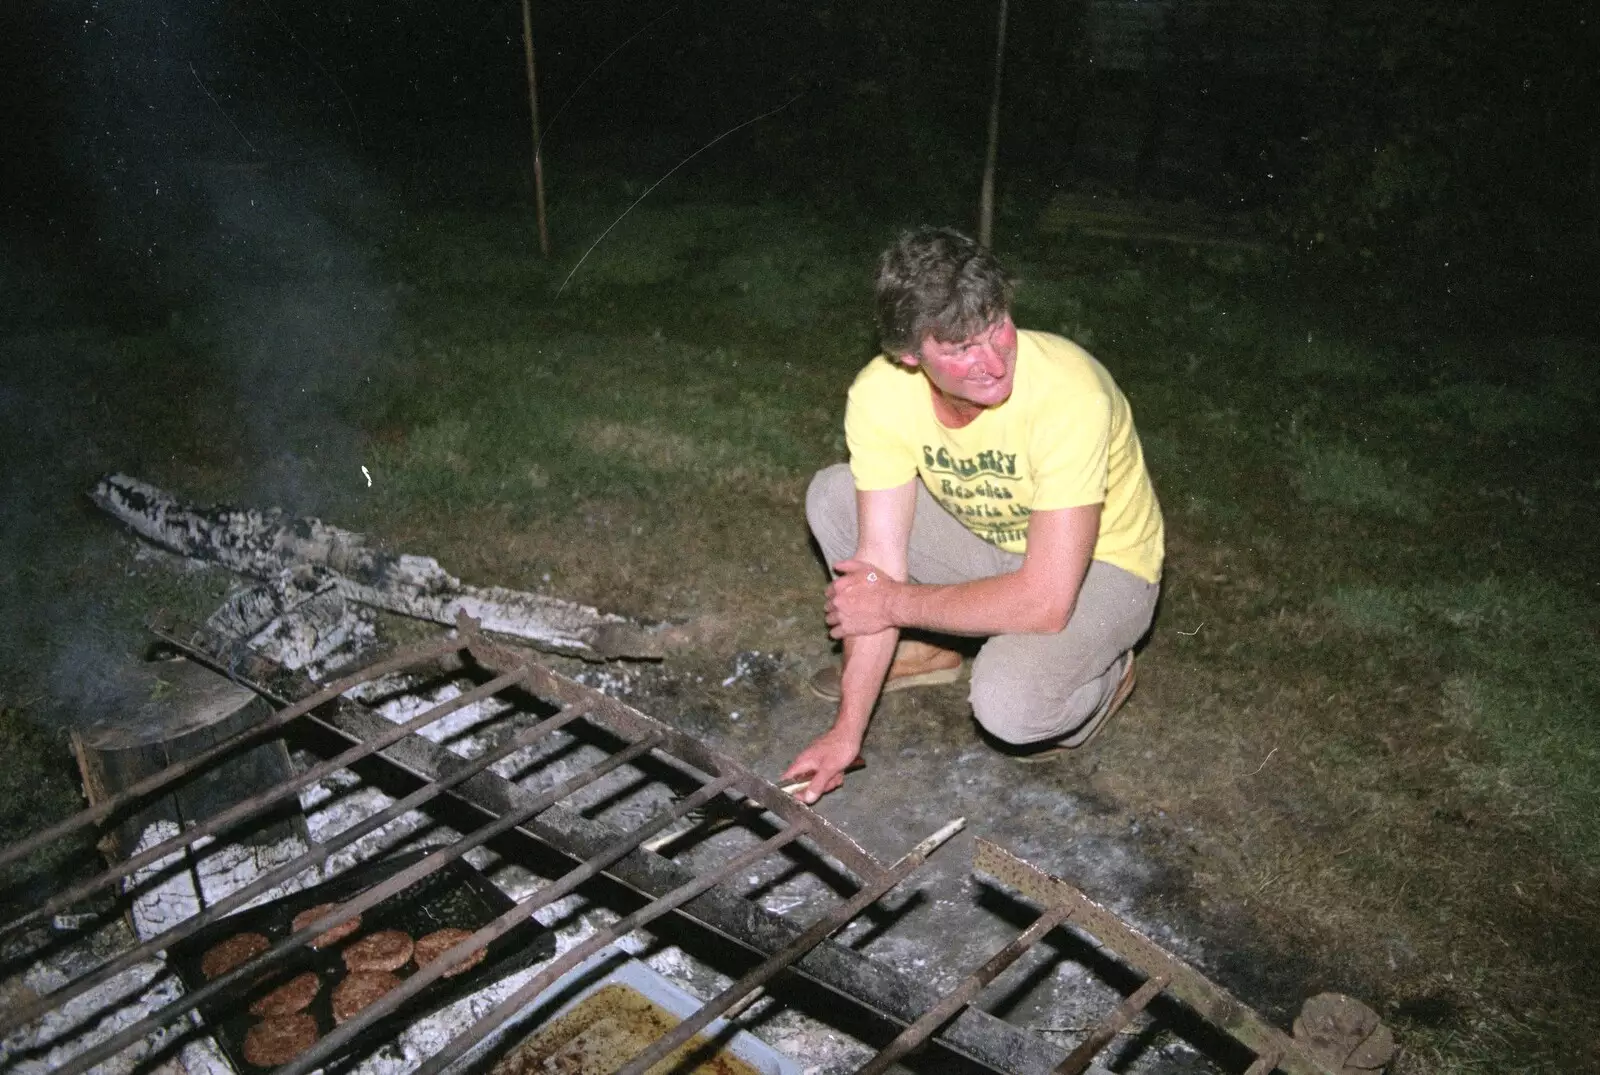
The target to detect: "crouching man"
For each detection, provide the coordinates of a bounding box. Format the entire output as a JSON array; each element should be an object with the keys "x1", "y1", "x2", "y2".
[{"x1": 782, "y1": 227, "x2": 1164, "y2": 803}]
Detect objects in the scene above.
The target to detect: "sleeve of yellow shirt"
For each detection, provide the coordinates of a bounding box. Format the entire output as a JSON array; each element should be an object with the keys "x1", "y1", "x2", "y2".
[
  {"x1": 844, "y1": 360, "x2": 921, "y2": 492},
  {"x1": 1028, "y1": 385, "x2": 1112, "y2": 511}
]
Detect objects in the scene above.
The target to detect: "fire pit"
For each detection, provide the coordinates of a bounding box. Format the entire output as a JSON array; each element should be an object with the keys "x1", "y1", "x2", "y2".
[{"x1": 0, "y1": 612, "x2": 1385, "y2": 1075}]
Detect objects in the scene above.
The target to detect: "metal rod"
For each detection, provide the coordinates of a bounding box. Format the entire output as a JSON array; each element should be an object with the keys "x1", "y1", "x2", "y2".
[
  {"x1": 1053, "y1": 974, "x2": 1170, "y2": 1075},
  {"x1": 469, "y1": 634, "x2": 884, "y2": 881},
  {"x1": 0, "y1": 632, "x2": 467, "y2": 875},
  {"x1": 2, "y1": 701, "x2": 593, "y2": 1040},
  {"x1": 856, "y1": 903, "x2": 1076, "y2": 1075},
  {"x1": 974, "y1": 839, "x2": 1325, "y2": 1075},
  {"x1": 48, "y1": 734, "x2": 665, "y2": 1075},
  {"x1": 641, "y1": 773, "x2": 840, "y2": 854},
  {"x1": 612, "y1": 818, "x2": 967, "y2": 1075},
  {"x1": 976, "y1": 0, "x2": 1009, "y2": 249},
  {"x1": 519, "y1": 0, "x2": 551, "y2": 256},
  {"x1": 415, "y1": 822, "x2": 815, "y2": 1075},
  {"x1": 273, "y1": 769, "x2": 744, "y2": 1075},
  {"x1": 6, "y1": 664, "x2": 526, "y2": 935}
]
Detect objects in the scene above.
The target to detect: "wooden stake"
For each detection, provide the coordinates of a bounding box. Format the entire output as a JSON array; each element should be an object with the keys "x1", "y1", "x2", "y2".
[
  {"x1": 977, "y1": 0, "x2": 1010, "y2": 249},
  {"x1": 520, "y1": 0, "x2": 550, "y2": 256}
]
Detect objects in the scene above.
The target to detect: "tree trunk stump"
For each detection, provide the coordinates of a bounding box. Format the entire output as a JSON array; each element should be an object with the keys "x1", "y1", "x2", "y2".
[{"x1": 70, "y1": 657, "x2": 306, "y2": 866}]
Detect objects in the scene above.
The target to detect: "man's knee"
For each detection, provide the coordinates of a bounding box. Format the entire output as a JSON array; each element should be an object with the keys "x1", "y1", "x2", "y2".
[
  {"x1": 969, "y1": 666, "x2": 1058, "y2": 745},
  {"x1": 805, "y1": 464, "x2": 857, "y2": 547}
]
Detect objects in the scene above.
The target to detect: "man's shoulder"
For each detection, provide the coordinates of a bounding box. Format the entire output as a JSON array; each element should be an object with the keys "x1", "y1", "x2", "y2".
[
  {"x1": 849, "y1": 355, "x2": 920, "y2": 398},
  {"x1": 1016, "y1": 330, "x2": 1109, "y2": 397},
  {"x1": 1018, "y1": 329, "x2": 1095, "y2": 369}
]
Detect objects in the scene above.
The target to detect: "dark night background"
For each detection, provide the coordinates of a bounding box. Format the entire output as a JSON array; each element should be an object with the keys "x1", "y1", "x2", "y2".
[
  {"x1": 2, "y1": 5, "x2": 1600, "y2": 1070},
  {"x1": 2, "y1": 0, "x2": 1597, "y2": 336}
]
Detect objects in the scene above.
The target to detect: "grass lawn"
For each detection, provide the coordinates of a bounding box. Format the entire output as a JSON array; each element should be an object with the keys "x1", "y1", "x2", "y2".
[{"x1": 2, "y1": 157, "x2": 1596, "y2": 1072}]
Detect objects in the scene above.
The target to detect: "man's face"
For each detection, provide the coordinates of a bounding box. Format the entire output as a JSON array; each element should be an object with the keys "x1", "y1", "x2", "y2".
[{"x1": 902, "y1": 315, "x2": 1019, "y2": 412}]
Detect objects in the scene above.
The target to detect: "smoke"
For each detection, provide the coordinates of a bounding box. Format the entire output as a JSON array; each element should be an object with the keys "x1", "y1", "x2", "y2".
[
  {"x1": 182, "y1": 155, "x2": 393, "y2": 515},
  {"x1": 52, "y1": 0, "x2": 393, "y2": 515},
  {"x1": 0, "y1": 1, "x2": 396, "y2": 726}
]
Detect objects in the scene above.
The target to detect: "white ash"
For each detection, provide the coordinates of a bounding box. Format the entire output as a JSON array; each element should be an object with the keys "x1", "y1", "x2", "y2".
[
  {"x1": 346, "y1": 672, "x2": 518, "y2": 747},
  {"x1": 753, "y1": 1014, "x2": 874, "y2": 1075},
  {"x1": 257, "y1": 604, "x2": 378, "y2": 681},
  {"x1": 570, "y1": 663, "x2": 640, "y2": 697},
  {"x1": 720, "y1": 651, "x2": 783, "y2": 689},
  {"x1": 124, "y1": 821, "x2": 199, "y2": 939},
  {"x1": 2, "y1": 941, "x2": 226, "y2": 1075},
  {"x1": 130, "y1": 541, "x2": 215, "y2": 575},
  {"x1": 125, "y1": 823, "x2": 320, "y2": 939},
  {"x1": 299, "y1": 773, "x2": 460, "y2": 875},
  {"x1": 207, "y1": 566, "x2": 379, "y2": 678},
  {"x1": 347, "y1": 676, "x2": 686, "y2": 831}
]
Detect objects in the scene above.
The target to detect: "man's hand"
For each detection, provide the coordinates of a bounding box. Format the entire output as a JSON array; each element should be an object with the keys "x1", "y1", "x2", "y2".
[
  {"x1": 781, "y1": 728, "x2": 866, "y2": 804},
  {"x1": 825, "y1": 558, "x2": 898, "y2": 638}
]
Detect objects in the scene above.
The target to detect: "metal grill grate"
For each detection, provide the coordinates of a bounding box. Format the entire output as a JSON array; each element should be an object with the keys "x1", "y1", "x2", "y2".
[{"x1": 1, "y1": 614, "x2": 1355, "y2": 1075}]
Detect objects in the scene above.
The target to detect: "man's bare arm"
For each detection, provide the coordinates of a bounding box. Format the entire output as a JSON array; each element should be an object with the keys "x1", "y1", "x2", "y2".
[
  {"x1": 782, "y1": 482, "x2": 916, "y2": 803},
  {"x1": 827, "y1": 503, "x2": 1100, "y2": 639}
]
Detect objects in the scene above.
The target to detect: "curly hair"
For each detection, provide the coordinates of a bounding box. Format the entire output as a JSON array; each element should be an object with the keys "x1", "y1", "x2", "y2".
[{"x1": 874, "y1": 227, "x2": 1014, "y2": 357}]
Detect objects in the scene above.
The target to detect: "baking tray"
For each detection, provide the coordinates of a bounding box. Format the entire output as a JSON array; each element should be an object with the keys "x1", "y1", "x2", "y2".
[
  {"x1": 167, "y1": 849, "x2": 556, "y2": 1073},
  {"x1": 456, "y1": 946, "x2": 803, "y2": 1075}
]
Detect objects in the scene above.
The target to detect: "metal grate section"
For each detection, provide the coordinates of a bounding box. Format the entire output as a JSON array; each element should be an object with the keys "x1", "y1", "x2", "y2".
[
  {"x1": 971, "y1": 839, "x2": 1328, "y2": 1075},
  {"x1": 1, "y1": 612, "x2": 1355, "y2": 1075},
  {"x1": 1, "y1": 615, "x2": 1031, "y2": 1075}
]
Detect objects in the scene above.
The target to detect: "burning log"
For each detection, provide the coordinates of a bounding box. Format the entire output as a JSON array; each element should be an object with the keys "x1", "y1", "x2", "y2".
[
  {"x1": 205, "y1": 563, "x2": 367, "y2": 673},
  {"x1": 90, "y1": 474, "x2": 679, "y2": 661}
]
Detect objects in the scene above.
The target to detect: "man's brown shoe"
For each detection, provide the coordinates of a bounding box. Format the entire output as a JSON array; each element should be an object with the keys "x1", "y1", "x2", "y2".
[
  {"x1": 1014, "y1": 651, "x2": 1137, "y2": 762},
  {"x1": 807, "y1": 642, "x2": 964, "y2": 703}
]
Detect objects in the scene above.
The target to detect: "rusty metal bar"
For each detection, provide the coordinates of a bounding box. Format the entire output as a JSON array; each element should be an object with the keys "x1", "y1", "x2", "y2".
[
  {"x1": 0, "y1": 631, "x2": 468, "y2": 876},
  {"x1": 1, "y1": 700, "x2": 594, "y2": 1040},
  {"x1": 855, "y1": 903, "x2": 1077, "y2": 1075},
  {"x1": 415, "y1": 821, "x2": 816, "y2": 1075},
  {"x1": 1244, "y1": 1053, "x2": 1284, "y2": 1075},
  {"x1": 612, "y1": 818, "x2": 967, "y2": 1075},
  {"x1": 6, "y1": 662, "x2": 527, "y2": 937},
  {"x1": 49, "y1": 733, "x2": 667, "y2": 1075},
  {"x1": 466, "y1": 632, "x2": 886, "y2": 882},
  {"x1": 974, "y1": 839, "x2": 1335, "y2": 1075},
  {"x1": 153, "y1": 616, "x2": 1074, "y2": 1075},
  {"x1": 273, "y1": 770, "x2": 744, "y2": 1075},
  {"x1": 1053, "y1": 974, "x2": 1170, "y2": 1075}
]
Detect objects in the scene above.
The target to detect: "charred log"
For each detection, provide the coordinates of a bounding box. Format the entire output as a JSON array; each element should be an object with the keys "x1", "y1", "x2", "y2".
[{"x1": 91, "y1": 474, "x2": 677, "y2": 660}]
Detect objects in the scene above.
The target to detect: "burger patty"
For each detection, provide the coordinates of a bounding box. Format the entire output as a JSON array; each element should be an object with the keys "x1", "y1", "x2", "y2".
[
  {"x1": 331, "y1": 970, "x2": 403, "y2": 1024},
  {"x1": 341, "y1": 929, "x2": 414, "y2": 972},
  {"x1": 201, "y1": 932, "x2": 270, "y2": 980},
  {"x1": 248, "y1": 970, "x2": 321, "y2": 1017},
  {"x1": 413, "y1": 928, "x2": 487, "y2": 978},
  {"x1": 290, "y1": 903, "x2": 363, "y2": 949},
  {"x1": 242, "y1": 1011, "x2": 319, "y2": 1067}
]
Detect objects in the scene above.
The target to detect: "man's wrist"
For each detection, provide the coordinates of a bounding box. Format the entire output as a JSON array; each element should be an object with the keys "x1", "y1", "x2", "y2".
[
  {"x1": 830, "y1": 706, "x2": 870, "y2": 741},
  {"x1": 885, "y1": 581, "x2": 914, "y2": 631}
]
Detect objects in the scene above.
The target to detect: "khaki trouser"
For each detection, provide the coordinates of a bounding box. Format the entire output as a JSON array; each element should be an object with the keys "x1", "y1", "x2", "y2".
[{"x1": 806, "y1": 464, "x2": 1160, "y2": 745}]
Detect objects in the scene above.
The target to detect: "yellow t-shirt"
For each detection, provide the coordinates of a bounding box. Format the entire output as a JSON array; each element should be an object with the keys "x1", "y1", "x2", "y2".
[{"x1": 845, "y1": 330, "x2": 1164, "y2": 583}]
